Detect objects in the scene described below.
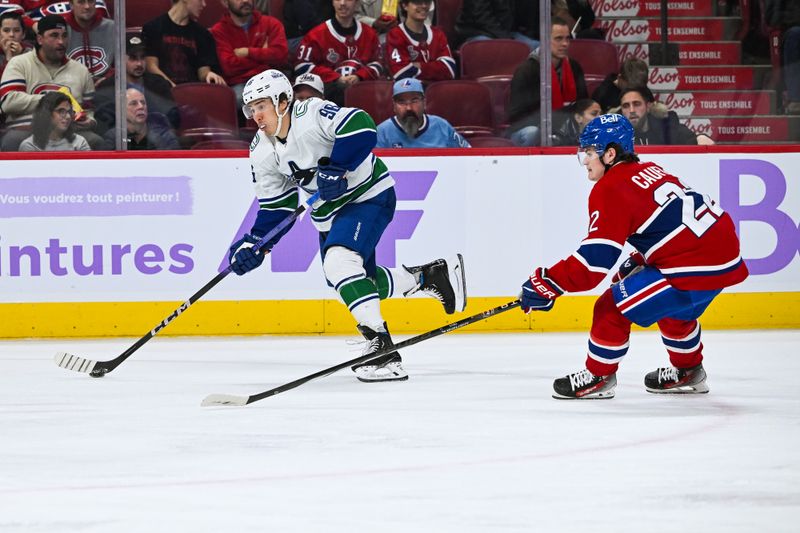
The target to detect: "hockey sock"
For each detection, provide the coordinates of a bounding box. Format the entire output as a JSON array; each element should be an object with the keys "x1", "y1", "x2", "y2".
[
  {"x1": 659, "y1": 320, "x2": 704, "y2": 368},
  {"x1": 338, "y1": 277, "x2": 384, "y2": 330},
  {"x1": 375, "y1": 265, "x2": 417, "y2": 299}
]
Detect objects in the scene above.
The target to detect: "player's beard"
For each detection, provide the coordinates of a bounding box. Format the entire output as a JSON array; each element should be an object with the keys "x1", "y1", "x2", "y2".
[{"x1": 400, "y1": 112, "x2": 422, "y2": 137}]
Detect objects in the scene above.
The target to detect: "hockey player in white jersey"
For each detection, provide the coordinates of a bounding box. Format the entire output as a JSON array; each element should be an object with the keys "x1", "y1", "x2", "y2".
[{"x1": 228, "y1": 69, "x2": 467, "y2": 382}]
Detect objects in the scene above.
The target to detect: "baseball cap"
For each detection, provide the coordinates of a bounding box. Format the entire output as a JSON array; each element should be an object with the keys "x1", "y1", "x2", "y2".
[
  {"x1": 293, "y1": 73, "x2": 324, "y2": 94},
  {"x1": 37, "y1": 14, "x2": 66, "y2": 34},
  {"x1": 126, "y1": 32, "x2": 145, "y2": 55},
  {"x1": 392, "y1": 78, "x2": 424, "y2": 98}
]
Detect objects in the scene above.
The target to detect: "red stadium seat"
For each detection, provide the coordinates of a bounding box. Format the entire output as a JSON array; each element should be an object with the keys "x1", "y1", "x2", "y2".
[
  {"x1": 126, "y1": 0, "x2": 169, "y2": 28},
  {"x1": 434, "y1": 0, "x2": 463, "y2": 48},
  {"x1": 568, "y1": 39, "x2": 619, "y2": 97},
  {"x1": 197, "y1": 0, "x2": 228, "y2": 28},
  {"x1": 344, "y1": 80, "x2": 395, "y2": 126},
  {"x1": 425, "y1": 80, "x2": 494, "y2": 135},
  {"x1": 173, "y1": 83, "x2": 240, "y2": 143},
  {"x1": 191, "y1": 139, "x2": 251, "y2": 150},
  {"x1": 467, "y1": 136, "x2": 515, "y2": 147},
  {"x1": 476, "y1": 75, "x2": 512, "y2": 132},
  {"x1": 459, "y1": 39, "x2": 531, "y2": 79},
  {"x1": 268, "y1": 0, "x2": 285, "y2": 23}
]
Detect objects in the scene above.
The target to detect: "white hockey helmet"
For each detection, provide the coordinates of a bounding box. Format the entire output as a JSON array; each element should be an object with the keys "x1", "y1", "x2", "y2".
[{"x1": 242, "y1": 69, "x2": 294, "y2": 119}]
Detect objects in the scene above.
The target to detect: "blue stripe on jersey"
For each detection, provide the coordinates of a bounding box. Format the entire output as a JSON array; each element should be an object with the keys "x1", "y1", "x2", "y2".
[
  {"x1": 438, "y1": 57, "x2": 456, "y2": 78},
  {"x1": 664, "y1": 257, "x2": 744, "y2": 279},
  {"x1": 331, "y1": 129, "x2": 377, "y2": 171},
  {"x1": 294, "y1": 62, "x2": 314, "y2": 76},
  {"x1": 628, "y1": 198, "x2": 685, "y2": 254},
  {"x1": 576, "y1": 241, "x2": 623, "y2": 271}
]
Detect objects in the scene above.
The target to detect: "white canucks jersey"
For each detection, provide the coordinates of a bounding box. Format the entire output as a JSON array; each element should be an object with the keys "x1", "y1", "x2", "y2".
[{"x1": 249, "y1": 97, "x2": 394, "y2": 232}]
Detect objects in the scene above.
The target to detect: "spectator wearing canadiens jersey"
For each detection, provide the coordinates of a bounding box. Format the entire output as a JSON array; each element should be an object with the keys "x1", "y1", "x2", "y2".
[
  {"x1": 63, "y1": 0, "x2": 114, "y2": 86},
  {"x1": 376, "y1": 78, "x2": 469, "y2": 148},
  {"x1": 294, "y1": 0, "x2": 384, "y2": 105},
  {"x1": 0, "y1": 14, "x2": 101, "y2": 151},
  {"x1": 385, "y1": 0, "x2": 455, "y2": 81},
  {"x1": 210, "y1": 0, "x2": 288, "y2": 109},
  {"x1": 518, "y1": 114, "x2": 748, "y2": 400}
]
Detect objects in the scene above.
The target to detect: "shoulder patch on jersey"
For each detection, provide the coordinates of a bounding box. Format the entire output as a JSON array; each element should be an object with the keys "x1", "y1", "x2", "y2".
[
  {"x1": 294, "y1": 100, "x2": 310, "y2": 118},
  {"x1": 250, "y1": 133, "x2": 260, "y2": 151}
]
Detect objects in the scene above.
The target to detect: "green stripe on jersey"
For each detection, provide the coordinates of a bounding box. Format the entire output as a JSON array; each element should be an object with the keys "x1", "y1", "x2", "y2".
[
  {"x1": 311, "y1": 157, "x2": 390, "y2": 222},
  {"x1": 259, "y1": 190, "x2": 299, "y2": 210},
  {"x1": 336, "y1": 110, "x2": 376, "y2": 136}
]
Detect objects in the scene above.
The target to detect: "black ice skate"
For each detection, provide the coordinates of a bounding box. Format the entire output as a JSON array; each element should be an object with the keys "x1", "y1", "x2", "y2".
[
  {"x1": 644, "y1": 364, "x2": 709, "y2": 394},
  {"x1": 552, "y1": 369, "x2": 617, "y2": 400},
  {"x1": 403, "y1": 254, "x2": 467, "y2": 314},
  {"x1": 351, "y1": 323, "x2": 408, "y2": 383}
]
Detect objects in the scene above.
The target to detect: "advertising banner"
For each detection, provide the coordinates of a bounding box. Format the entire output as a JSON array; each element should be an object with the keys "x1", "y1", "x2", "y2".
[{"x1": 1, "y1": 151, "x2": 798, "y2": 304}]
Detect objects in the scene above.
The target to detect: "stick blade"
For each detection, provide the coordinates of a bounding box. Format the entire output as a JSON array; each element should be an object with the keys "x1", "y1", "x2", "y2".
[
  {"x1": 54, "y1": 352, "x2": 97, "y2": 374},
  {"x1": 201, "y1": 394, "x2": 250, "y2": 407}
]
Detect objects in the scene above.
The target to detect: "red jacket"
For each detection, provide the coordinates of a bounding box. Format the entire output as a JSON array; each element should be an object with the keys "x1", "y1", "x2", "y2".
[{"x1": 210, "y1": 10, "x2": 288, "y2": 85}]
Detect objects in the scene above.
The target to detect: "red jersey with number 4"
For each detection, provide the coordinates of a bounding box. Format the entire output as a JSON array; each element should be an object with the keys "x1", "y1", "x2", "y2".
[
  {"x1": 385, "y1": 23, "x2": 455, "y2": 81},
  {"x1": 547, "y1": 160, "x2": 748, "y2": 293},
  {"x1": 294, "y1": 19, "x2": 383, "y2": 83}
]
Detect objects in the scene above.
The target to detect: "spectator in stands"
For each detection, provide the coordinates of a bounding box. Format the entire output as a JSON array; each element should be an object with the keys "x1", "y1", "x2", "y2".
[
  {"x1": 211, "y1": 0, "x2": 288, "y2": 108},
  {"x1": 386, "y1": 0, "x2": 455, "y2": 81},
  {"x1": 64, "y1": 0, "x2": 114, "y2": 86},
  {"x1": 292, "y1": 72, "x2": 324, "y2": 100},
  {"x1": 19, "y1": 90, "x2": 90, "y2": 150},
  {"x1": 506, "y1": 16, "x2": 587, "y2": 146},
  {"x1": 102, "y1": 88, "x2": 179, "y2": 150},
  {"x1": 620, "y1": 86, "x2": 697, "y2": 145},
  {"x1": 765, "y1": 0, "x2": 800, "y2": 114},
  {"x1": 356, "y1": 0, "x2": 398, "y2": 42},
  {"x1": 553, "y1": 0, "x2": 602, "y2": 40},
  {"x1": 0, "y1": 11, "x2": 30, "y2": 78},
  {"x1": 142, "y1": 0, "x2": 226, "y2": 87},
  {"x1": 93, "y1": 32, "x2": 178, "y2": 134},
  {"x1": 0, "y1": 15, "x2": 101, "y2": 150},
  {"x1": 455, "y1": 0, "x2": 540, "y2": 51},
  {"x1": 591, "y1": 57, "x2": 648, "y2": 112},
  {"x1": 552, "y1": 98, "x2": 600, "y2": 146},
  {"x1": 294, "y1": 0, "x2": 384, "y2": 105},
  {"x1": 376, "y1": 78, "x2": 471, "y2": 148},
  {"x1": 283, "y1": 0, "x2": 333, "y2": 56}
]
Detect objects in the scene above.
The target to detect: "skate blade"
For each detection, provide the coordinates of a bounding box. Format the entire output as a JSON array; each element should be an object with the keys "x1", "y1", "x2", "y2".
[
  {"x1": 646, "y1": 383, "x2": 710, "y2": 394},
  {"x1": 552, "y1": 390, "x2": 616, "y2": 400},
  {"x1": 448, "y1": 253, "x2": 467, "y2": 313},
  {"x1": 356, "y1": 375, "x2": 409, "y2": 383}
]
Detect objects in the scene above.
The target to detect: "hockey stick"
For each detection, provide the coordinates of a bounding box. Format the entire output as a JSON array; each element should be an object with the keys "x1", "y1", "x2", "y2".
[
  {"x1": 54, "y1": 192, "x2": 321, "y2": 378},
  {"x1": 201, "y1": 299, "x2": 522, "y2": 407}
]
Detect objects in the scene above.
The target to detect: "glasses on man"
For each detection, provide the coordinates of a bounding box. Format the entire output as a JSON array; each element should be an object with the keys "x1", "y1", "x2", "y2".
[{"x1": 54, "y1": 108, "x2": 76, "y2": 118}]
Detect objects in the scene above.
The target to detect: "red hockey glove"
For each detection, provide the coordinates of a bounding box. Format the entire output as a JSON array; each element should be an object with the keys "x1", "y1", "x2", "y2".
[{"x1": 520, "y1": 267, "x2": 563, "y2": 314}]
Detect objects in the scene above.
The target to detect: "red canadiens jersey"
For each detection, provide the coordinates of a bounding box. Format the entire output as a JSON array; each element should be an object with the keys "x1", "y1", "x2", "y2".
[
  {"x1": 547, "y1": 161, "x2": 749, "y2": 293},
  {"x1": 385, "y1": 23, "x2": 455, "y2": 81},
  {"x1": 294, "y1": 19, "x2": 384, "y2": 83}
]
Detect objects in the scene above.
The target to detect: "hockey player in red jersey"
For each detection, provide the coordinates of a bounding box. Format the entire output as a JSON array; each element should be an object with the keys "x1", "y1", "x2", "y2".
[
  {"x1": 385, "y1": 0, "x2": 455, "y2": 81},
  {"x1": 519, "y1": 114, "x2": 748, "y2": 399},
  {"x1": 294, "y1": 0, "x2": 384, "y2": 103}
]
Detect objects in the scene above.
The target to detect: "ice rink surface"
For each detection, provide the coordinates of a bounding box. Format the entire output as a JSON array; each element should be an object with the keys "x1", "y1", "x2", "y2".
[{"x1": 1, "y1": 329, "x2": 799, "y2": 532}]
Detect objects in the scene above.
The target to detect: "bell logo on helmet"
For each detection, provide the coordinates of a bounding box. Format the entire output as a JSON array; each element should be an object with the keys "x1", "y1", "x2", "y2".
[{"x1": 599, "y1": 114, "x2": 621, "y2": 124}]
